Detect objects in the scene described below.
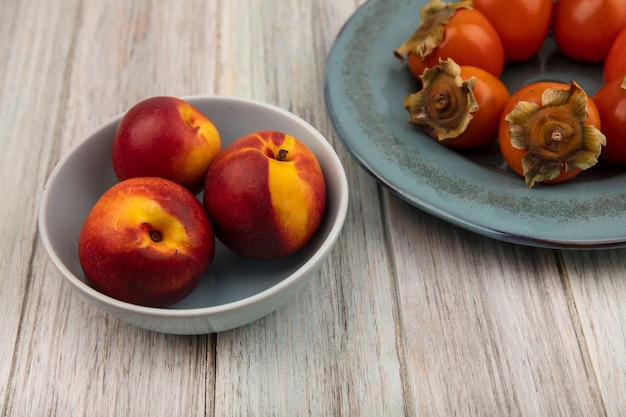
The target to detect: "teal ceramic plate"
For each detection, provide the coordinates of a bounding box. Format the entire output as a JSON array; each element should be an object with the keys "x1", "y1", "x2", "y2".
[{"x1": 324, "y1": 0, "x2": 626, "y2": 249}]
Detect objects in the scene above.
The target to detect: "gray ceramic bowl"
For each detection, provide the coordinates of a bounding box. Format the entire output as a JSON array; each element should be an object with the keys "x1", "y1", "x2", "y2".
[{"x1": 39, "y1": 95, "x2": 349, "y2": 334}]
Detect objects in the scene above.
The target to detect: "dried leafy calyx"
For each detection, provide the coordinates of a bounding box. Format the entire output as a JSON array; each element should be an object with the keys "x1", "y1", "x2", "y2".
[
  {"x1": 394, "y1": 0, "x2": 473, "y2": 62},
  {"x1": 505, "y1": 81, "x2": 606, "y2": 188},
  {"x1": 404, "y1": 59, "x2": 478, "y2": 141}
]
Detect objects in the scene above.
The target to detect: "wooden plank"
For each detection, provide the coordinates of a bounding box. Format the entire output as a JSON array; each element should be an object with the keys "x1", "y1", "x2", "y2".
[
  {"x1": 214, "y1": 170, "x2": 407, "y2": 416},
  {"x1": 212, "y1": 0, "x2": 408, "y2": 415},
  {"x1": 7, "y1": 250, "x2": 213, "y2": 416},
  {"x1": 6, "y1": 1, "x2": 221, "y2": 415},
  {"x1": 0, "y1": 0, "x2": 81, "y2": 411},
  {"x1": 384, "y1": 192, "x2": 604, "y2": 416},
  {"x1": 561, "y1": 250, "x2": 626, "y2": 417}
]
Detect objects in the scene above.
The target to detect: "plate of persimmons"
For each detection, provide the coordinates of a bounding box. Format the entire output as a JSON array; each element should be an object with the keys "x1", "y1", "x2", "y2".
[{"x1": 325, "y1": 0, "x2": 626, "y2": 248}]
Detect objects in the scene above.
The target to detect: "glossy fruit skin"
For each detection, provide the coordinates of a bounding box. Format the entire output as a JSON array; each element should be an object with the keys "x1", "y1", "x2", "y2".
[
  {"x1": 112, "y1": 96, "x2": 221, "y2": 194},
  {"x1": 78, "y1": 177, "x2": 215, "y2": 308},
  {"x1": 593, "y1": 77, "x2": 626, "y2": 165},
  {"x1": 498, "y1": 82, "x2": 602, "y2": 184},
  {"x1": 203, "y1": 131, "x2": 326, "y2": 260},
  {"x1": 473, "y1": 0, "x2": 553, "y2": 63},
  {"x1": 604, "y1": 26, "x2": 626, "y2": 83},
  {"x1": 553, "y1": 0, "x2": 626, "y2": 63},
  {"x1": 407, "y1": 8, "x2": 505, "y2": 78},
  {"x1": 440, "y1": 66, "x2": 510, "y2": 149}
]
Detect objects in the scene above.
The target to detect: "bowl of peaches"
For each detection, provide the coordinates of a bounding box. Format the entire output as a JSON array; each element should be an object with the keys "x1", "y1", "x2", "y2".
[{"x1": 39, "y1": 95, "x2": 349, "y2": 334}]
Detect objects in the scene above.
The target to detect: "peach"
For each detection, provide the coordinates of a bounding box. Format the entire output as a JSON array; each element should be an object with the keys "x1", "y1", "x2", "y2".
[
  {"x1": 78, "y1": 177, "x2": 215, "y2": 307},
  {"x1": 112, "y1": 96, "x2": 221, "y2": 194},
  {"x1": 203, "y1": 130, "x2": 326, "y2": 260}
]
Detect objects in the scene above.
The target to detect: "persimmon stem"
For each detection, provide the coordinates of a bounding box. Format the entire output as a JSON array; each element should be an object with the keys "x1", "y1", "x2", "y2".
[
  {"x1": 550, "y1": 128, "x2": 563, "y2": 142},
  {"x1": 433, "y1": 92, "x2": 450, "y2": 112}
]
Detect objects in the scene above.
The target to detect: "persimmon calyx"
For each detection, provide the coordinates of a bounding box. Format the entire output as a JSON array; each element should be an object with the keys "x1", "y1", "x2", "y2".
[
  {"x1": 404, "y1": 59, "x2": 478, "y2": 140},
  {"x1": 394, "y1": 0, "x2": 473, "y2": 62},
  {"x1": 504, "y1": 81, "x2": 606, "y2": 188}
]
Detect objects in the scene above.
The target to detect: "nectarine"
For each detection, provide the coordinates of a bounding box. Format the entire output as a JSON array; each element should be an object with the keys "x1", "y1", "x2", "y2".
[
  {"x1": 203, "y1": 131, "x2": 326, "y2": 260},
  {"x1": 112, "y1": 96, "x2": 221, "y2": 194},
  {"x1": 78, "y1": 177, "x2": 215, "y2": 307}
]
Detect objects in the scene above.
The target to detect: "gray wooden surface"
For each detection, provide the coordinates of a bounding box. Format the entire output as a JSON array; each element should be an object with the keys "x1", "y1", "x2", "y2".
[{"x1": 1, "y1": 1, "x2": 624, "y2": 416}]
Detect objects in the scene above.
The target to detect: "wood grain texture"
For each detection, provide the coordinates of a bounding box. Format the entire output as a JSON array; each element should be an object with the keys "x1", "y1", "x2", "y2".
[
  {"x1": 214, "y1": 170, "x2": 406, "y2": 415},
  {"x1": 7, "y1": 248, "x2": 213, "y2": 416},
  {"x1": 4, "y1": 1, "x2": 219, "y2": 416},
  {"x1": 384, "y1": 194, "x2": 605, "y2": 416},
  {"x1": 213, "y1": 1, "x2": 408, "y2": 414},
  {"x1": 1, "y1": 0, "x2": 624, "y2": 416},
  {"x1": 561, "y1": 250, "x2": 626, "y2": 417},
  {"x1": 0, "y1": 0, "x2": 82, "y2": 411}
]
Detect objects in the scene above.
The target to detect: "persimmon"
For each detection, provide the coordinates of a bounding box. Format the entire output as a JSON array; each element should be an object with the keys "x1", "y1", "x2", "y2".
[
  {"x1": 404, "y1": 59, "x2": 509, "y2": 149},
  {"x1": 553, "y1": 0, "x2": 626, "y2": 63},
  {"x1": 603, "y1": 27, "x2": 626, "y2": 83},
  {"x1": 472, "y1": 0, "x2": 553, "y2": 63},
  {"x1": 593, "y1": 75, "x2": 626, "y2": 165},
  {"x1": 498, "y1": 81, "x2": 606, "y2": 187},
  {"x1": 394, "y1": 0, "x2": 504, "y2": 78}
]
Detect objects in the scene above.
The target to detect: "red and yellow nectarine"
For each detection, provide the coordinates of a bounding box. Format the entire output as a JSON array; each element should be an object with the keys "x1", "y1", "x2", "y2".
[
  {"x1": 78, "y1": 177, "x2": 215, "y2": 307},
  {"x1": 203, "y1": 131, "x2": 326, "y2": 260},
  {"x1": 112, "y1": 96, "x2": 221, "y2": 194}
]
